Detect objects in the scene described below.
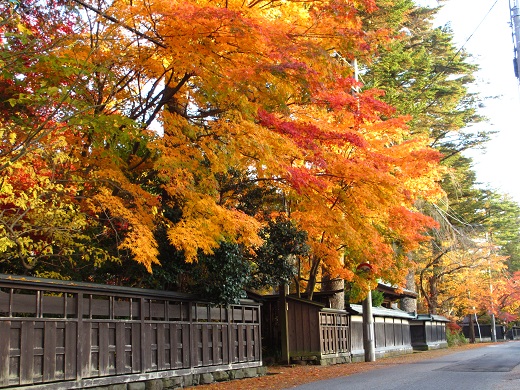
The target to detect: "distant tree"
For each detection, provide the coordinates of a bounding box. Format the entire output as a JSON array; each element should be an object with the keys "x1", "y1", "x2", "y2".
[
  {"x1": 363, "y1": 3, "x2": 488, "y2": 155},
  {"x1": 481, "y1": 192, "x2": 520, "y2": 272},
  {"x1": 358, "y1": 1, "x2": 516, "y2": 316}
]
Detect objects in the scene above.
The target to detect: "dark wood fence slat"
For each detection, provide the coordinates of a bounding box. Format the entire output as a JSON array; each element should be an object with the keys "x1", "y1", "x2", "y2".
[
  {"x1": 168, "y1": 323, "x2": 176, "y2": 368},
  {"x1": 229, "y1": 324, "x2": 236, "y2": 364},
  {"x1": 226, "y1": 308, "x2": 233, "y2": 364},
  {"x1": 20, "y1": 321, "x2": 35, "y2": 385},
  {"x1": 212, "y1": 325, "x2": 220, "y2": 365},
  {"x1": 222, "y1": 324, "x2": 229, "y2": 365},
  {"x1": 254, "y1": 323, "x2": 260, "y2": 360},
  {"x1": 143, "y1": 323, "x2": 152, "y2": 372},
  {"x1": 0, "y1": 321, "x2": 10, "y2": 386},
  {"x1": 237, "y1": 324, "x2": 244, "y2": 362},
  {"x1": 79, "y1": 322, "x2": 91, "y2": 379},
  {"x1": 246, "y1": 325, "x2": 252, "y2": 361},
  {"x1": 157, "y1": 324, "x2": 165, "y2": 370},
  {"x1": 131, "y1": 323, "x2": 141, "y2": 373},
  {"x1": 170, "y1": 324, "x2": 178, "y2": 368},
  {"x1": 201, "y1": 325, "x2": 209, "y2": 366},
  {"x1": 115, "y1": 322, "x2": 125, "y2": 375},
  {"x1": 98, "y1": 323, "x2": 109, "y2": 376},
  {"x1": 139, "y1": 298, "x2": 146, "y2": 373},
  {"x1": 65, "y1": 322, "x2": 77, "y2": 380},
  {"x1": 76, "y1": 293, "x2": 83, "y2": 381},
  {"x1": 182, "y1": 323, "x2": 190, "y2": 368},
  {"x1": 190, "y1": 304, "x2": 197, "y2": 369},
  {"x1": 43, "y1": 322, "x2": 57, "y2": 382}
]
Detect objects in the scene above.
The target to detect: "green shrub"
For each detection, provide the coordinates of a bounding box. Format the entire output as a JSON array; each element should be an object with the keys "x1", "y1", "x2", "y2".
[
  {"x1": 371, "y1": 290, "x2": 385, "y2": 307},
  {"x1": 446, "y1": 328, "x2": 468, "y2": 347}
]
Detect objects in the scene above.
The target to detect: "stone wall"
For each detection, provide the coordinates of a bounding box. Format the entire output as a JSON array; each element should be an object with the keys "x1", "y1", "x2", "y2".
[{"x1": 91, "y1": 367, "x2": 268, "y2": 390}]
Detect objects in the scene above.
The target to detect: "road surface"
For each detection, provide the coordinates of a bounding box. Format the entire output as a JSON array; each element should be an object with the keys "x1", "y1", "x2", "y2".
[{"x1": 287, "y1": 342, "x2": 520, "y2": 390}]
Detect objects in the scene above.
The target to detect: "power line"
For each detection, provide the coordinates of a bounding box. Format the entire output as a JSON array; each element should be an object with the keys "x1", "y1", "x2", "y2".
[
  {"x1": 453, "y1": 0, "x2": 500, "y2": 59},
  {"x1": 421, "y1": 0, "x2": 500, "y2": 93}
]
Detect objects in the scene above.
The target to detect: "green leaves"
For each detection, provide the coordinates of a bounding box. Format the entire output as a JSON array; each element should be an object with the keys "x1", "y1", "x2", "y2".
[{"x1": 251, "y1": 217, "x2": 309, "y2": 289}]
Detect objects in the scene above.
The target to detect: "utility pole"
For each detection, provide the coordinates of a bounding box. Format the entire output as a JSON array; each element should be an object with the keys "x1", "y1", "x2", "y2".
[
  {"x1": 491, "y1": 311, "x2": 497, "y2": 342},
  {"x1": 357, "y1": 262, "x2": 375, "y2": 362},
  {"x1": 510, "y1": 0, "x2": 520, "y2": 78},
  {"x1": 362, "y1": 288, "x2": 376, "y2": 362}
]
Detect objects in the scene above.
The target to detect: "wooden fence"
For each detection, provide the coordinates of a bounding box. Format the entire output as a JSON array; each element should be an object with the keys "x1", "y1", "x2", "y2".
[
  {"x1": 257, "y1": 295, "x2": 350, "y2": 362},
  {"x1": 461, "y1": 323, "x2": 506, "y2": 341},
  {"x1": 319, "y1": 310, "x2": 350, "y2": 356},
  {"x1": 507, "y1": 326, "x2": 520, "y2": 340},
  {"x1": 0, "y1": 274, "x2": 262, "y2": 389},
  {"x1": 410, "y1": 314, "x2": 448, "y2": 350},
  {"x1": 286, "y1": 298, "x2": 351, "y2": 358},
  {"x1": 348, "y1": 305, "x2": 414, "y2": 359}
]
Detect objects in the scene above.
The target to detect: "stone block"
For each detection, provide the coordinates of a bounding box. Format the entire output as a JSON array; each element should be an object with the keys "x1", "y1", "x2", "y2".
[
  {"x1": 145, "y1": 379, "x2": 163, "y2": 390},
  {"x1": 200, "y1": 373, "x2": 214, "y2": 384},
  {"x1": 231, "y1": 369, "x2": 245, "y2": 379},
  {"x1": 213, "y1": 370, "x2": 231, "y2": 382},
  {"x1": 183, "y1": 375, "x2": 194, "y2": 387},
  {"x1": 128, "y1": 382, "x2": 146, "y2": 390},
  {"x1": 108, "y1": 385, "x2": 128, "y2": 390},
  {"x1": 162, "y1": 377, "x2": 183, "y2": 390},
  {"x1": 243, "y1": 368, "x2": 259, "y2": 378}
]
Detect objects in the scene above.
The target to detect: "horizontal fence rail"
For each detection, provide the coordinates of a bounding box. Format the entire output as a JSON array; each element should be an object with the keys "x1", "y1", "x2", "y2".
[{"x1": 0, "y1": 274, "x2": 261, "y2": 389}]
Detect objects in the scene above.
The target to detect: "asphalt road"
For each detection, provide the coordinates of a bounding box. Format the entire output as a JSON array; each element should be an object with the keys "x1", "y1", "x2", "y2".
[{"x1": 286, "y1": 341, "x2": 520, "y2": 390}]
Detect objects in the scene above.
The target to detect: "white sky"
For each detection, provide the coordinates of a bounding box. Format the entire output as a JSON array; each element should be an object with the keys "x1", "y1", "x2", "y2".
[{"x1": 419, "y1": 0, "x2": 520, "y2": 203}]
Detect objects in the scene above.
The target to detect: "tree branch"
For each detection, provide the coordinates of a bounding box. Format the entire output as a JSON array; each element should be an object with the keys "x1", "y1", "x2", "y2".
[{"x1": 71, "y1": 0, "x2": 167, "y2": 48}]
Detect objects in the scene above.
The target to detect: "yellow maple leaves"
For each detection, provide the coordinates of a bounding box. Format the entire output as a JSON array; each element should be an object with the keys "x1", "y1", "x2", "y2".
[{"x1": 1, "y1": 0, "x2": 445, "y2": 294}]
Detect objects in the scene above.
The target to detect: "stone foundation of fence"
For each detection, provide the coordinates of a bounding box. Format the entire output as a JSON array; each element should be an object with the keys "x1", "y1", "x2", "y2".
[
  {"x1": 86, "y1": 366, "x2": 268, "y2": 390},
  {"x1": 289, "y1": 353, "x2": 351, "y2": 366},
  {"x1": 350, "y1": 345, "x2": 414, "y2": 363}
]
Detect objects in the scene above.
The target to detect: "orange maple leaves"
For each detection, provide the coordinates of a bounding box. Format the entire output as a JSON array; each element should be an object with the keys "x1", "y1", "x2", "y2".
[{"x1": 1, "y1": 0, "x2": 444, "y2": 292}]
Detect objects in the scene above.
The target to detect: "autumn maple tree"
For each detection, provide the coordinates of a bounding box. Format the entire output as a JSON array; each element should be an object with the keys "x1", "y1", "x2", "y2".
[
  {"x1": 0, "y1": 0, "x2": 447, "y2": 303},
  {"x1": 0, "y1": 0, "x2": 161, "y2": 276}
]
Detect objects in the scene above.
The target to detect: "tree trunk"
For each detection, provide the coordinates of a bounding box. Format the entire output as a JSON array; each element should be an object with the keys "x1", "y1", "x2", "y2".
[
  {"x1": 321, "y1": 275, "x2": 345, "y2": 310},
  {"x1": 305, "y1": 256, "x2": 321, "y2": 301},
  {"x1": 401, "y1": 269, "x2": 417, "y2": 313},
  {"x1": 428, "y1": 273, "x2": 438, "y2": 315}
]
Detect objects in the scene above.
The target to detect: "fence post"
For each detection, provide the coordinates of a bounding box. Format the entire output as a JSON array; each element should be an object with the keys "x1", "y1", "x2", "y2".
[
  {"x1": 333, "y1": 313, "x2": 338, "y2": 353},
  {"x1": 278, "y1": 284, "x2": 290, "y2": 365}
]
